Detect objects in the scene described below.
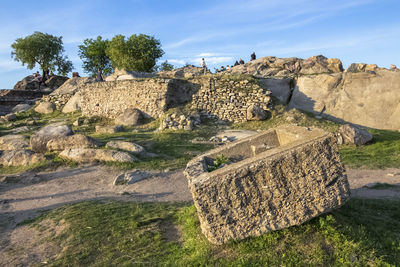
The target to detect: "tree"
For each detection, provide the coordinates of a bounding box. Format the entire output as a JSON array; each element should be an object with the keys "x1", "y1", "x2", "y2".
[
  {"x1": 160, "y1": 60, "x2": 174, "y2": 71},
  {"x1": 11, "y1": 31, "x2": 73, "y2": 76},
  {"x1": 106, "y1": 34, "x2": 164, "y2": 72},
  {"x1": 78, "y1": 36, "x2": 112, "y2": 76}
]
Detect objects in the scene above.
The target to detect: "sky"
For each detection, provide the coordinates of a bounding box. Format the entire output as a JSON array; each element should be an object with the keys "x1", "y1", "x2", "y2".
[{"x1": 0, "y1": 0, "x2": 399, "y2": 88}]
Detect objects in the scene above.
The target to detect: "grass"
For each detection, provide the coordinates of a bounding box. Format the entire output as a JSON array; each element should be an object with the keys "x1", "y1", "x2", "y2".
[
  {"x1": 339, "y1": 129, "x2": 400, "y2": 169},
  {"x1": 25, "y1": 198, "x2": 400, "y2": 266}
]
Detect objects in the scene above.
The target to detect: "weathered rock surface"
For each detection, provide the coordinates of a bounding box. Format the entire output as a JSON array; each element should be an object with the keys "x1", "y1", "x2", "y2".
[
  {"x1": 338, "y1": 124, "x2": 373, "y2": 146},
  {"x1": 44, "y1": 76, "x2": 69, "y2": 90},
  {"x1": 13, "y1": 76, "x2": 41, "y2": 90},
  {"x1": 34, "y1": 102, "x2": 55, "y2": 114},
  {"x1": 30, "y1": 124, "x2": 73, "y2": 153},
  {"x1": 106, "y1": 141, "x2": 145, "y2": 154},
  {"x1": 50, "y1": 77, "x2": 95, "y2": 95},
  {"x1": 0, "y1": 135, "x2": 29, "y2": 150},
  {"x1": 246, "y1": 104, "x2": 268, "y2": 121},
  {"x1": 46, "y1": 134, "x2": 99, "y2": 152},
  {"x1": 258, "y1": 77, "x2": 293, "y2": 103},
  {"x1": 289, "y1": 69, "x2": 400, "y2": 130},
  {"x1": 105, "y1": 69, "x2": 156, "y2": 82},
  {"x1": 2, "y1": 113, "x2": 17, "y2": 122},
  {"x1": 0, "y1": 150, "x2": 45, "y2": 166},
  {"x1": 230, "y1": 55, "x2": 343, "y2": 77},
  {"x1": 95, "y1": 125, "x2": 124, "y2": 134},
  {"x1": 59, "y1": 148, "x2": 138, "y2": 163},
  {"x1": 114, "y1": 170, "x2": 151, "y2": 185},
  {"x1": 114, "y1": 108, "x2": 143, "y2": 126},
  {"x1": 184, "y1": 125, "x2": 350, "y2": 245},
  {"x1": 12, "y1": 104, "x2": 32, "y2": 113},
  {"x1": 62, "y1": 93, "x2": 81, "y2": 113},
  {"x1": 158, "y1": 65, "x2": 206, "y2": 78}
]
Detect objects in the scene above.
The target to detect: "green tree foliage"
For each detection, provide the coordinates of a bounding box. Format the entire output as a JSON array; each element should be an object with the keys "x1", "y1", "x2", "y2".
[
  {"x1": 78, "y1": 36, "x2": 112, "y2": 76},
  {"x1": 160, "y1": 60, "x2": 174, "y2": 71},
  {"x1": 11, "y1": 31, "x2": 73, "y2": 76},
  {"x1": 106, "y1": 34, "x2": 164, "y2": 72}
]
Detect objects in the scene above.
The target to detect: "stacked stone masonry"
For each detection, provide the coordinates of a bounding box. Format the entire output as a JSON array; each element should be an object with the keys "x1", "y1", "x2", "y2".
[
  {"x1": 184, "y1": 125, "x2": 350, "y2": 244},
  {"x1": 191, "y1": 77, "x2": 272, "y2": 122}
]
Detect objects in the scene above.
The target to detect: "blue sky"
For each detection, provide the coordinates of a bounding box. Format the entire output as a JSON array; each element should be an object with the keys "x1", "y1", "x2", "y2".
[{"x1": 0, "y1": 0, "x2": 399, "y2": 88}]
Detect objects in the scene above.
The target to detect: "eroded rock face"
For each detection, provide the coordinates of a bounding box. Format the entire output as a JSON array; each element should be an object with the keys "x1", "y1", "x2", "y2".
[
  {"x1": 114, "y1": 108, "x2": 143, "y2": 126},
  {"x1": 0, "y1": 150, "x2": 45, "y2": 166},
  {"x1": 229, "y1": 55, "x2": 343, "y2": 77},
  {"x1": 338, "y1": 124, "x2": 373, "y2": 146},
  {"x1": 34, "y1": 102, "x2": 55, "y2": 114},
  {"x1": 289, "y1": 69, "x2": 400, "y2": 130},
  {"x1": 0, "y1": 135, "x2": 29, "y2": 150},
  {"x1": 59, "y1": 148, "x2": 138, "y2": 163},
  {"x1": 106, "y1": 141, "x2": 145, "y2": 154},
  {"x1": 184, "y1": 125, "x2": 350, "y2": 245},
  {"x1": 30, "y1": 124, "x2": 73, "y2": 153},
  {"x1": 46, "y1": 134, "x2": 99, "y2": 152}
]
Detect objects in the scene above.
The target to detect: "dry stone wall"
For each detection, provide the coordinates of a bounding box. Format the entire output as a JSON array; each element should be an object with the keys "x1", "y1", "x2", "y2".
[
  {"x1": 78, "y1": 78, "x2": 199, "y2": 119},
  {"x1": 190, "y1": 76, "x2": 272, "y2": 122}
]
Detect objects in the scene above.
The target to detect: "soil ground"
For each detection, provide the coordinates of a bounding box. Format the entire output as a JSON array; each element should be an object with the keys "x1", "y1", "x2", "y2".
[{"x1": 1, "y1": 165, "x2": 400, "y2": 266}]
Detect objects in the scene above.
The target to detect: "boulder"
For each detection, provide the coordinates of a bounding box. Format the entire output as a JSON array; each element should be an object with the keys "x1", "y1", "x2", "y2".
[
  {"x1": 289, "y1": 70, "x2": 400, "y2": 130},
  {"x1": 106, "y1": 141, "x2": 145, "y2": 154},
  {"x1": 12, "y1": 104, "x2": 32, "y2": 113},
  {"x1": 105, "y1": 69, "x2": 156, "y2": 81},
  {"x1": 114, "y1": 108, "x2": 143, "y2": 126},
  {"x1": 184, "y1": 125, "x2": 350, "y2": 244},
  {"x1": 50, "y1": 77, "x2": 95, "y2": 96},
  {"x1": 158, "y1": 65, "x2": 206, "y2": 78},
  {"x1": 95, "y1": 125, "x2": 124, "y2": 134},
  {"x1": 0, "y1": 150, "x2": 45, "y2": 166},
  {"x1": 44, "y1": 76, "x2": 69, "y2": 90},
  {"x1": 13, "y1": 75, "x2": 40, "y2": 90},
  {"x1": 62, "y1": 93, "x2": 81, "y2": 113},
  {"x1": 338, "y1": 124, "x2": 373, "y2": 146},
  {"x1": 0, "y1": 135, "x2": 29, "y2": 150},
  {"x1": 3, "y1": 113, "x2": 17, "y2": 122},
  {"x1": 114, "y1": 170, "x2": 151, "y2": 185},
  {"x1": 30, "y1": 124, "x2": 73, "y2": 153},
  {"x1": 299, "y1": 55, "x2": 343, "y2": 75},
  {"x1": 59, "y1": 148, "x2": 138, "y2": 163},
  {"x1": 246, "y1": 104, "x2": 268, "y2": 121},
  {"x1": 34, "y1": 102, "x2": 56, "y2": 114},
  {"x1": 46, "y1": 134, "x2": 99, "y2": 152}
]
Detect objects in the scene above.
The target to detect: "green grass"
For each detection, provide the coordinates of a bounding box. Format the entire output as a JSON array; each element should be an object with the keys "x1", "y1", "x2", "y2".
[
  {"x1": 25, "y1": 198, "x2": 400, "y2": 266},
  {"x1": 339, "y1": 129, "x2": 400, "y2": 169}
]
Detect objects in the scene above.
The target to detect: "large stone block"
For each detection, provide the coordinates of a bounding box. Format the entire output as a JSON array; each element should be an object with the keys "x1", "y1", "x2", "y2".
[{"x1": 184, "y1": 125, "x2": 350, "y2": 245}]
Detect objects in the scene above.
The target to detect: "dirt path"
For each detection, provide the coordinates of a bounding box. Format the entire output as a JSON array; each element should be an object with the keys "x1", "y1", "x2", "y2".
[{"x1": 1, "y1": 165, "x2": 400, "y2": 266}]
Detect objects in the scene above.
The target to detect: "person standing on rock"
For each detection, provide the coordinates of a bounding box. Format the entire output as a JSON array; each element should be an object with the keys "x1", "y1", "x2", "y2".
[
  {"x1": 201, "y1": 58, "x2": 207, "y2": 74},
  {"x1": 96, "y1": 68, "x2": 104, "y2": 82}
]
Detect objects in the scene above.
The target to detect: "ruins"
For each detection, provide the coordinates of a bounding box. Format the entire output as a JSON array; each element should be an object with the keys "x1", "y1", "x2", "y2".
[{"x1": 184, "y1": 125, "x2": 350, "y2": 244}]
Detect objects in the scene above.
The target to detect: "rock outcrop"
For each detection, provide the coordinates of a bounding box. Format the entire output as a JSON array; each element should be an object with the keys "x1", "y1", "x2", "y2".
[
  {"x1": 13, "y1": 75, "x2": 68, "y2": 91},
  {"x1": 59, "y1": 148, "x2": 138, "y2": 163},
  {"x1": 114, "y1": 108, "x2": 143, "y2": 126},
  {"x1": 105, "y1": 69, "x2": 156, "y2": 82},
  {"x1": 0, "y1": 150, "x2": 45, "y2": 166},
  {"x1": 289, "y1": 69, "x2": 400, "y2": 130},
  {"x1": 46, "y1": 134, "x2": 99, "y2": 152},
  {"x1": 230, "y1": 55, "x2": 343, "y2": 77},
  {"x1": 158, "y1": 65, "x2": 207, "y2": 78},
  {"x1": 0, "y1": 135, "x2": 29, "y2": 150},
  {"x1": 106, "y1": 141, "x2": 145, "y2": 154},
  {"x1": 30, "y1": 124, "x2": 73, "y2": 153},
  {"x1": 34, "y1": 102, "x2": 55, "y2": 114}
]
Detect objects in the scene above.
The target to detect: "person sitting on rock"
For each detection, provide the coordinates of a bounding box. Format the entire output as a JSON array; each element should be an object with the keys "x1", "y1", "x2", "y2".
[
  {"x1": 239, "y1": 59, "x2": 245, "y2": 64},
  {"x1": 226, "y1": 65, "x2": 231, "y2": 70},
  {"x1": 250, "y1": 52, "x2": 256, "y2": 61},
  {"x1": 220, "y1": 66, "x2": 226, "y2": 72},
  {"x1": 234, "y1": 61, "x2": 239, "y2": 66},
  {"x1": 96, "y1": 68, "x2": 104, "y2": 82}
]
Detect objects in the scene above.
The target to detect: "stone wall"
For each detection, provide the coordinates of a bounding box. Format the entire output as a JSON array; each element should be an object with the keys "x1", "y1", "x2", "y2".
[
  {"x1": 78, "y1": 78, "x2": 199, "y2": 118},
  {"x1": 190, "y1": 76, "x2": 272, "y2": 122}
]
